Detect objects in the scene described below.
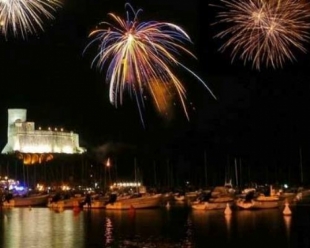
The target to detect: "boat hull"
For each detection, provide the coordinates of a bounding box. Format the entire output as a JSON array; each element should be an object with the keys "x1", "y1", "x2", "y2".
[
  {"x1": 191, "y1": 202, "x2": 207, "y2": 210},
  {"x1": 48, "y1": 197, "x2": 85, "y2": 208},
  {"x1": 174, "y1": 195, "x2": 185, "y2": 202},
  {"x1": 237, "y1": 199, "x2": 280, "y2": 209},
  {"x1": 191, "y1": 200, "x2": 234, "y2": 210},
  {"x1": 83, "y1": 200, "x2": 106, "y2": 209},
  {"x1": 205, "y1": 201, "x2": 233, "y2": 210},
  {"x1": 3, "y1": 194, "x2": 50, "y2": 207},
  {"x1": 106, "y1": 194, "x2": 162, "y2": 210}
]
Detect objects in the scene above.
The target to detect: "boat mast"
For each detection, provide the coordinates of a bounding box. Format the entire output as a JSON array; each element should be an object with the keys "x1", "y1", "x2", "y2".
[
  {"x1": 204, "y1": 151, "x2": 207, "y2": 187},
  {"x1": 167, "y1": 159, "x2": 170, "y2": 188},
  {"x1": 299, "y1": 146, "x2": 304, "y2": 184},
  {"x1": 234, "y1": 158, "x2": 238, "y2": 188},
  {"x1": 114, "y1": 157, "x2": 118, "y2": 184},
  {"x1": 239, "y1": 158, "x2": 242, "y2": 188},
  {"x1": 153, "y1": 160, "x2": 157, "y2": 186},
  {"x1": 134, "y1": 157, "x2": 138, "y2": 192},
  {"x1": 226, "y1": 155, "x2": 230, "y2": 184}
]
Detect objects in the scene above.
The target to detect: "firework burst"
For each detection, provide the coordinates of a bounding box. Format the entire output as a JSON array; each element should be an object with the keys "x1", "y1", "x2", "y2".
[
  {"x1": 212, "y1": 0, "x2": 310, "y2": 70},
  {"x1": 0, "y1": 0, "x2": 61, "y2": 39},
  {"x1": 85, "y1": 3, "x2": 216, "y2": 125}
]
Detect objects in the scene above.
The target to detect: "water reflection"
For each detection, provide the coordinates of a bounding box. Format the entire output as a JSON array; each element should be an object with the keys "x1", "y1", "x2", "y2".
[
  {"x1": 180, "y1": 216, "x2": 193, "y2": 247},
  {"x1": 234, "y1": 210, "x2": 289, "y2": 248},
  {"x1": 1, "y1": 207, "x2": 310, "y2": 248},
  {"x1": 225, "y1": 214, "x2": 232, "y2": 239},
  {"x1": 104, "y1": 217, "x2": 113, "y2": 247},
  {"x1": 283, "y1": 216, "x2": 291, "y2": 240},
  {"x1": 190, "y1": 210, "x2": 229, "y2": 247},
  {"x1": 0, "y1": 208, "x2": 84, "y2": 248}
]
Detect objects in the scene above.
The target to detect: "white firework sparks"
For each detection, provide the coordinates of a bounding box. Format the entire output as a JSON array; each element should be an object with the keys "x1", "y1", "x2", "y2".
[{"x1": 0, "y1": 0, "x2": 61, "y2": 39}]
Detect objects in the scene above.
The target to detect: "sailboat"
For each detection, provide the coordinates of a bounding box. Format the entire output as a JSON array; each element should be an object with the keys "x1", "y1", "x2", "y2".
[{"x1": 294, "y1": 146, "x2": 310, "y2": 203}]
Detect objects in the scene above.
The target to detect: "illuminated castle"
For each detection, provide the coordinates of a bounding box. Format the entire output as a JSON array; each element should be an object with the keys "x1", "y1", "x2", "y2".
[{"x1": 1, "y1": 109, "x2": 86, "y2": 154}]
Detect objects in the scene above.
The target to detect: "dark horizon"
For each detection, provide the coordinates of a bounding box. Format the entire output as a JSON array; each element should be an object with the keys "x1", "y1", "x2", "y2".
[{"x1": 1, "y1": 0, "x2": 310, "y2": 185}]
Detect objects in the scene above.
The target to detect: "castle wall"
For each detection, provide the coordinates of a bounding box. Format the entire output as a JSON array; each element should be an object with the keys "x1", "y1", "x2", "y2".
[
  {"x1": 2, "y1": 109, "x2": 85, "y2": 154},
  {"x1": 14, "y1": 131, "x2": 79, "y2": 154}
]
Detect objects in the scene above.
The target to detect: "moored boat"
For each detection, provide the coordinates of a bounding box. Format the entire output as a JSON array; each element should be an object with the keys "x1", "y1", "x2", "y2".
[
  {"x1": 191, "y1": 189, "x2": 235, "y2": 210},
  {"x1": 237, "y1": 194, "x2": 281, "y2": 210},
  {"x1": 48, "y1": 196, "x2": 85, "y2": 208},
  {"x1": 83, "y1": 199, "x2": 107, "y2": 209},
  {"x1": 105, "y1": 193, "x2": 162, "y2": 210},
  {"x1": 2, "y1": 194, "x2": 50, "y2": 207}
]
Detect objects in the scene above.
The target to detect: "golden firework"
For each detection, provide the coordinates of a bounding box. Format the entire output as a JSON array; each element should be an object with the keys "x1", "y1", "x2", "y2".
[{"x1": 212, "y1": 0, "x2": 310, "y2": 69}]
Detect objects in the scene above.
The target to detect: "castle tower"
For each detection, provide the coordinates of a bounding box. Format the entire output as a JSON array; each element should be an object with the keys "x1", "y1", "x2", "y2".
[
  {"x1": 7, "y1": 109, "x2": 27, "y2": 136},
  {"x1": 2, "y1": 109, "x2": 27, "y2": 154}
]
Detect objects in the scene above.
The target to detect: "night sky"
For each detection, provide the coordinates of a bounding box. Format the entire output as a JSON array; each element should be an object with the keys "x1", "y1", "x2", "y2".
[{"x1": 0, "y1": 0, "x2": 310, "y2": 185}]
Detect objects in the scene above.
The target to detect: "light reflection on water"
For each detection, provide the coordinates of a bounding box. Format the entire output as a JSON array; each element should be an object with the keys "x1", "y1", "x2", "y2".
[
  {"x1": 284, "y1": 215, "x2": 291, "y2": 240},
  {"x1": 0, "y1": 206, "x2": 309, "y2": 248},
  {"x1": 0, "y1": 208, "x2": 84, "y2": 248}
]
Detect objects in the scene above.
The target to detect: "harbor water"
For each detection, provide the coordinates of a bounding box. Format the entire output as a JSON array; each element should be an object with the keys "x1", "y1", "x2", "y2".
[{"x1": 0, "y1": 204, "x2": 310, "y2": 248}]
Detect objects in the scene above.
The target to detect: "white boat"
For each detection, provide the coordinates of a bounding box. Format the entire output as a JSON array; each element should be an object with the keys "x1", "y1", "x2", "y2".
[
  {"x1": 105, "y1": 194, "x2": 162, "y2": 210},
  {"x1": 2, "y1": 194, "x2": 50, "y2": 207}
]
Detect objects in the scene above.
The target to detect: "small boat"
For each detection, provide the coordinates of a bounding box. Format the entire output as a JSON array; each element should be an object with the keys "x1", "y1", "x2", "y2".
[
  {"x1": 105, "y1": 193, "x2": 162, "y2": 210},
  {"x1": 2, "y1": 194, "x2": 50, "y2": 207},
  {"x1": 237, "y1": 192, "x2": 281, "y2": 210}
]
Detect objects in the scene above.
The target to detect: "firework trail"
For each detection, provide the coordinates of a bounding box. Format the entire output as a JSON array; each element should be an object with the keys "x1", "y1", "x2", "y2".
[
  {"x1": 148, "y1": 78, "x2": 175, "y2": 120},
  {"x1": 0, "y1": 0, "x2": 61, "y2": 39},
  {"x1": 212, "y1": 0, "x2": 310, "y2": 70},
  {"x1": 85, "y1": 3, "x2": 216, "y2": 125}
]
